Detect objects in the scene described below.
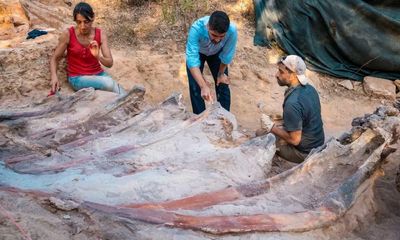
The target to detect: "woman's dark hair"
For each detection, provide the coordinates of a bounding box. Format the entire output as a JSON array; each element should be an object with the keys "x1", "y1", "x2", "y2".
[
  {"x1": 208, "y1": 11, "x2": 230, "y2": 34},
  {"x1": 73, "y1": 2, "x2": 94, "y2": 21}
]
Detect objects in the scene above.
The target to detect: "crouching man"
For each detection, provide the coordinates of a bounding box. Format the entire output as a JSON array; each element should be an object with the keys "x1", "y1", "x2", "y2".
[{"x1": 260, "y1": 55, "x2": 325, "y2": 163}]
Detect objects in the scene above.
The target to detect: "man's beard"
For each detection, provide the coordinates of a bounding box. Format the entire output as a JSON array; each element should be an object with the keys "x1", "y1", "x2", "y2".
[{"x1": 277, "y1": 77, "x2": 287, "y2": 86}]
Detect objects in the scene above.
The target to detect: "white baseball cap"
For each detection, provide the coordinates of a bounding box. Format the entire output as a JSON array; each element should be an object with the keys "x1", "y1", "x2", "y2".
[{"x1": 280, "y1": 55, "x2": 309, "y2": 85}]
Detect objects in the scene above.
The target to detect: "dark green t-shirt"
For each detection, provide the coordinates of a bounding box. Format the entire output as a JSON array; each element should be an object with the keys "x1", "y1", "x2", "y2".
[{"x1": 283, "y1": 84, "x2": 325, "y2": 153}]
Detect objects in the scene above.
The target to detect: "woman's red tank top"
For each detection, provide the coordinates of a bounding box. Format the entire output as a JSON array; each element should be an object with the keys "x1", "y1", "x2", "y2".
[{"x1": 67, "y1": 27, "x2": 103, "y2": 77}]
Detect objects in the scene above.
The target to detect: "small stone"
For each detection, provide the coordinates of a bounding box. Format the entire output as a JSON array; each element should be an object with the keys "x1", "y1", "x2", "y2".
[
  {"x1": 49, "y1": 197, "x2": 79, "y2": 211},
  {"x1": 257, "y1": 101, "x2": 267, "y2": 112},
  {"x1": 204, "y1": 120, "x2": 217, "y2": 126},
  {"x1": 54, "y1": 129, "x2": 77, "y2": 143},
  {"x1": 63, "y1": 215, "x2": 71, "y2": 220},
  {"x1": 63, "y1": 0, "x2": 72, "y2": 6},
  {"x1": 338, "y1": 80, "x2": 353, "y2": 90}
]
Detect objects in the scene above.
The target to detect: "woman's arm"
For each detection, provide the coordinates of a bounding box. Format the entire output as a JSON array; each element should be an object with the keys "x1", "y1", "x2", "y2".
[
  {"x1": 98, "y1": 30, "x2": 113, "y2": 67},
  {"x1": 50, "y1": 30, "x2": 69, "y2": 92}
]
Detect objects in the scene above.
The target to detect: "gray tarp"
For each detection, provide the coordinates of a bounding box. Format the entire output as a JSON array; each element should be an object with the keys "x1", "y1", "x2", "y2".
[{"x1": 254, "y1": 0, "x2": 400, "y2": 81}]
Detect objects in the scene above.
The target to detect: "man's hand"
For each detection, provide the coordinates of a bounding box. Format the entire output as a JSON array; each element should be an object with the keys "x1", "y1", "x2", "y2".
[
  {"x1": 217, "y1": 72, "x2": 230, "y2": 86},
  {"x1": 50, "y1": 75, "x2": 60, "y2": 92},
  {"x1": 89, "y1": 40, "x2": 100, "y2": 59},
  {"x1": 201, "y1": 85, "x2": 213, "y2": 102},
  {"x1": 260, "y1": 114, "x2": 275, "y2": 133}
]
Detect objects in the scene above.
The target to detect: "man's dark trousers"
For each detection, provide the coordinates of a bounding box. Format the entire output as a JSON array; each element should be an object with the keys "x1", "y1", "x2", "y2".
[{"x1": 186, "y1": 52, "x2": 230, "y2": 114}]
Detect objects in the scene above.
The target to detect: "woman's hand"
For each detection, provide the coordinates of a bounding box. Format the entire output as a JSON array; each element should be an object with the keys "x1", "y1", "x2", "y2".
[
  {"x1": 89, "y1": 40, "x2": 100, "y2": 59},
  {"x1": 51, "y1": 74, "x2": 60, "y2": 92}
]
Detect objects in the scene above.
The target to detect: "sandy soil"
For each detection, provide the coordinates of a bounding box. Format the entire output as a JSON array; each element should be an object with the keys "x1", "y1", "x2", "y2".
[{"x1": 0, "y1": 0, "x2": 384, "y2": 137}]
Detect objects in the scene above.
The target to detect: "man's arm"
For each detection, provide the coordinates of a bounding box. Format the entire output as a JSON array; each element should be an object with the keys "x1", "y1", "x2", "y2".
[
  {"x1": 216, "y1": 63, "x2": 229, "y2": 86},
  {"x1": 271, "y1": 101, "x2": 302, "y2": 145},
  {"x1": 218, "y1": 25, "x2": 237, "y2": 66},
  {"x1": 189, "y1": 67, "x2": 212, "y2": 101},
  {"x1": 270, "y1": 126, "x2": 302, "y2": 146},
  {"x1": 217, "y1": 25, "x2": 237, "y2": 86},
  {"x1": 218, "y1": 63, "x2": 227, "y2": 75},
  {"x1": 186, "y1": 21, "x2": 212, "y2": 101}
]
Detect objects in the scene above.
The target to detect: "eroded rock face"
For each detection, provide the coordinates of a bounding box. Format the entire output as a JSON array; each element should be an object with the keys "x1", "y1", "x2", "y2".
[
  {"x1": 0, "y1": 35, "x2": 65, "y2": 99},
  {"x1": 0, "y1": 0, "x2": 70, "y2": 45},
  {"x1": 0, "y1": 0, "x2": 71, "y2": 100},
  {"x1": 0, "y1": 0, "x2": 30, "y2": 41},
  {"x1": 20, "y1": 0, "x2": 71, "y2": 29}
]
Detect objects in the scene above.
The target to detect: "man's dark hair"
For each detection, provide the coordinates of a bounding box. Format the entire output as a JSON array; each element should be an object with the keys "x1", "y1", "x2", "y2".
[
  {"x1": 208, "y1": 11, "x2": 230, "y2": 34},
  {"x1": 73, "y1": 2, "x2": 94, "y2": 21}
]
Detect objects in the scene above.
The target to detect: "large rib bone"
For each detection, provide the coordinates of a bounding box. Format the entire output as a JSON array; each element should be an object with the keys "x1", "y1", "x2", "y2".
[
  {"x1": 2, "y1": 87, "x2": 146, "y2": 163},
  {"x1": 0, "y1": 87, "x2": 96, "y2": 121},
  {"x1": 81, "y1": 105, "x2": 400, "y2": 235},
  {"x1": 1, "y1": 98, "x2": 275, "y2": 211},
  {"x1": 82, "y1": 127, "x2": 390, "y2": 234}
]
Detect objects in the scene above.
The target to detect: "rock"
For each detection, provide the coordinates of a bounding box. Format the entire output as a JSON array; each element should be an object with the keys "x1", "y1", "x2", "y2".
[
  {"x1": 374, "y1": 105, "x2": 399, "y2": 117},
  {"x1": 395, "y1": 99, "x2": 400, "y2": 110},
  {"x1": 54, "y1": 128, "x2": 77, "y2": 143},
  {"x1": 394, "y1": 80, "x2": 400, "y2": 92},
  {"x1": 257, "y1": 101, "x2": 266, "y2": 111},
  {"x1": 363, "y1": 76, "x2": 396, "y2": 100},
  {"x1": 49, "y1": 197, "x2": 79, "y2": 211},
  {"x1": 255, "y1": 128, "x2": 268, "y2": 137},
  {"x1": 338, "y1": 80, "x2": 354, "y2": 90},
  {"x1": 352, "y1": 81, "x2": 364, "y2": 93}
]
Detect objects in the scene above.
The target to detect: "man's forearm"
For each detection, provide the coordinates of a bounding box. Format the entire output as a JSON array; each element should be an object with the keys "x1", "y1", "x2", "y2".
[
  {"x1": 270, "y1": 126, "x2": 300, "y2": 146},
  {"x1": 189, "y1": 67, "x2": 207, "y2": 88},
  {"x1": 218, "y1": 63, "x2": 227, "y2": 76}
]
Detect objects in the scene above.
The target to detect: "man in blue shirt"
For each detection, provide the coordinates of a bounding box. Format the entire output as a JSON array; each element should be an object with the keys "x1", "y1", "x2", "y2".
[
  {"x1": 186, "y1": 11, "x2": 238, "y2": 114},
  {"x1": 260, "y1": 55, "x2": 325, "y2": 163}
]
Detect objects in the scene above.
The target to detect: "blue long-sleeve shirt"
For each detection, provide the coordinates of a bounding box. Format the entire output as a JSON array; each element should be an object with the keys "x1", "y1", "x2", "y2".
[{"x1": 186, "y1": 16, "x2": 238, "y2": 68}]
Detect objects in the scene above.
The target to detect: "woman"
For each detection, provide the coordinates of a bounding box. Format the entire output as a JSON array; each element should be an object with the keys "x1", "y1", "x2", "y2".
[{"x1": 50, "y1": 2, "x2": 125, "y2": 95}]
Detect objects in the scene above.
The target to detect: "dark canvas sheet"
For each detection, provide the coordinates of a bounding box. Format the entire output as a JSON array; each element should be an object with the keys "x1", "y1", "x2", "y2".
[{"x1": 254, "y1": 0, "x2": 400, "y2": 80}]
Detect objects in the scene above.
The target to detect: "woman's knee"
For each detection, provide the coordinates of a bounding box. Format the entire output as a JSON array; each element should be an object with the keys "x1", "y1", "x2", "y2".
[{"x1": 69, "y1": 75, "x2": 124, "y2": 94}]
